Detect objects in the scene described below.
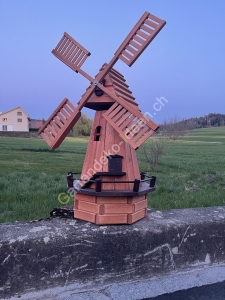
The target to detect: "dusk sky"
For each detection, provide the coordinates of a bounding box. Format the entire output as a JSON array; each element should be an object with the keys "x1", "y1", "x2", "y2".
[{"x1": 0, "y1": 0, "x2": 224, "y2": 124}]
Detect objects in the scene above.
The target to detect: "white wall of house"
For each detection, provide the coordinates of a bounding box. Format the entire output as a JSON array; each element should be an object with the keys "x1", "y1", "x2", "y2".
[{"x1": 0, "y1": 107, "x2": 29, "y2": 132}]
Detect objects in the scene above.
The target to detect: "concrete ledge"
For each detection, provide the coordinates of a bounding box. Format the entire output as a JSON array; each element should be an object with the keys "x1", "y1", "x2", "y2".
[{"x1": 0, "y1": 206, "x2": 225, "y2": 299}]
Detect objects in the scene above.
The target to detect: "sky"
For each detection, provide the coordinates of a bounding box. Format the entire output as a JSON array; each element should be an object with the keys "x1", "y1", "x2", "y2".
[{"x1": 0, "y1": 0, "x2": 225, "y2": 124}]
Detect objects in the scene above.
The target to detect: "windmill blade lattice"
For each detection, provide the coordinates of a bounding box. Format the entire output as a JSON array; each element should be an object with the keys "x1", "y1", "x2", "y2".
[
  {"x1": 103, "y1": 101, "x2": 158, "y2": 150},
  {"x1": 52, "y1": 32, "x2": 91, "y2": 73},
  {"x1": 115, "y1": 12, "x2": 166, "y2": 66}
]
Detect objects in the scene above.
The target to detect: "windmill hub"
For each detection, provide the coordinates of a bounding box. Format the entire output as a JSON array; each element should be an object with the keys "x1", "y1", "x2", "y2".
[{"x1": 39, "y1": 12, "x2": 166, "y2": 225}]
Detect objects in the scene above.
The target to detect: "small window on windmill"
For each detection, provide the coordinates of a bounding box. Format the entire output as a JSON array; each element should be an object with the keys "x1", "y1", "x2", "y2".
[
  {"x1": 94, "y1": 126, "x2": 101, "y2": 141},
  {"x1": 107, "y1": 154, "x2": 123, "y2": 174}
]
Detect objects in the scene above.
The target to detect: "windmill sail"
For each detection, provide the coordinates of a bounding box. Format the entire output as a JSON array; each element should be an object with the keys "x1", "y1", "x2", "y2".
[
  {"x1": 115, "y1": 12, "x2": 166, "y2": 67},
  {"x1": 103, "y1": 100, "x2": 158, "y2": 150}
]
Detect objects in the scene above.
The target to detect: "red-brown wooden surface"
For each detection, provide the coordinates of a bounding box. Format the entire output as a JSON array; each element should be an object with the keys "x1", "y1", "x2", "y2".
[
  {"x1": 38, "y1": 98, "x2": 81, "y2": 149},
  {"x1": 115, "y1": 12, "x2": 166, "y2": 67},
  {"x1": 52, "y1": 32, "x2": 90, "y2": 73},
  {"x1": 103, "y1": 101, "x2": 158, "y2": 149}
]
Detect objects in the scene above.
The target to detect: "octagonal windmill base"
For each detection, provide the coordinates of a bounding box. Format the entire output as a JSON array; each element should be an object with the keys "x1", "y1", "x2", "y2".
[{"x1": 74, "y1": 193, "x2": 147, "y2": 225}]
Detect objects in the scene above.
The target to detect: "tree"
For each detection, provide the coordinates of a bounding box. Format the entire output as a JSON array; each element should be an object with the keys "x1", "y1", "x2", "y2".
[
  {"x1": 161, "y1": 117, "x2": 190, "y2": 142},
  {"x1": 73, "y1": 114, "x2": 93, "y2": 137},
  {"x1": 142, "y1": 137, "x2": 165, "y2": 172}
]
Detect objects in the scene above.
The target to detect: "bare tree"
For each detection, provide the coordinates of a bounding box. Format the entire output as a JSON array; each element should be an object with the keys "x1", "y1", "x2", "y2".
[
  {"x1": 161, "y1": 117, "x2": 190, "y2": 142},
  {"x1": 142, "y1": 137, "x2": 165, "y2": 172}
]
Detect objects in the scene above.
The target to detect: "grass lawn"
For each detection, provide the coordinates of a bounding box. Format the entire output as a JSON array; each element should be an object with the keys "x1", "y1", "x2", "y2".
[{"x1": 0, "y1": 126, "x2": 224, "y2": 223}]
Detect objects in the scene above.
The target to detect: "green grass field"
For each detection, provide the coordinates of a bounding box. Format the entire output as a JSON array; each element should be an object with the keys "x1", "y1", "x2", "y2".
[{"x1": 0, "y1": 126, "x2": 224, "y2": 223}]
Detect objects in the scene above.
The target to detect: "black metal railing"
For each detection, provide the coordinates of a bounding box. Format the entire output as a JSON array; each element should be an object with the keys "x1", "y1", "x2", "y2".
[{"x1": 67, "y1": 172, "x2": 156, "y2": 193}]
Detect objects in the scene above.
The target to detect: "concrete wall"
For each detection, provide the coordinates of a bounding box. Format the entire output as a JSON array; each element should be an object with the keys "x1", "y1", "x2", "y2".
[
  {"x1": 0, "y1": 206, "x2": 225, "y2": 299},
  {"x1": 0, "y1": 108, "x2": 29, "y2": 132}
]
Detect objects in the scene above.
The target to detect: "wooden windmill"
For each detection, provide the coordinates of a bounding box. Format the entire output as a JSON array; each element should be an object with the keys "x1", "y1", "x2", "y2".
[{"x1": 39, "y1": 12, "x2": 166, "y2": 225}]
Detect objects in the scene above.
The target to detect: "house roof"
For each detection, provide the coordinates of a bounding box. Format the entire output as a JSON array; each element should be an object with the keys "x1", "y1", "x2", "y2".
[{"x1": 0, "y1": 107, "x2": 30, "y2": 118}]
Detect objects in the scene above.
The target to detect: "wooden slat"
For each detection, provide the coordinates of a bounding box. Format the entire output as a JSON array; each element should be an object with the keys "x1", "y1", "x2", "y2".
[
  {"x1": 145, "y1": 18, "x2": 158, "y2": 29},
  {"x1": 65, "y1": 44, "x2": 76, "y2": 58},
  {"x1": 117, "y1": 111, "x2": 131, "y2": 127},
  {"x1": 63, "y1": 32, "x2": 90, "y2": 55},
  {"x1": 132, "y1": 35, "x2": 145, "y2": 46},
  {"x1": 129, "y1": 39, "x2": 141, "y2": 50},
  {"x1": 110, "y1": 68, "x2": 124, "y2": 78},
  {"x1": 135, "y1": 129, "x2": 155, "y2": 149},
  {"x1": 102, "y1": 203, "x2": 133, "y2": 214},
  {"x1": 96, "y1": 196, "x2": 127, "y2": 204},
  {"x1": 70, "y1": 49, "x2": 82, "y2": 63},
  {"x1": 127, "y1": 208, "x2": 146, "y2": 224},
  {"x1": 125, "y1": 44, "x2": 138, "y2": 55},
  {"x1": 77, "y1": 200, "x2": 100, "y2": 214},
  {"x1": 148, "y1": 14, "x2": 163, "y2": 24},
  {"x1": 74, "y1": 209, "x2": 96, "y2": 223},
  {"x1": 113, "y1": 85, "x2": 135, "y2": 99},
  {"x1": 141, "y1": 24, "x2": 154, "y2": 35},
  {"x1": 118, "y1": 54, "x2": 130, "y2": 65},
  {"x1": 50, "y1": 121, "x2": 59, "y2": 133},
  {"x1": 120, "y1": 114, "x2": 135, "y2": 131},
  {"x1": 109, "y1": 73, "x2": 129, "y2": 88},
  {"x1": 110, "y1": 78, "x2": 131, "y2": 94},
  {"x1": 107, "y1": 104, "x2": 123, "y2": 119},
  {"x1": 111, "y1": 107, "x2": 127, "y2": 123},
  {"x1": 136, "y1": 30, "x2": 149, "y2": 40},
  {"x1": 75, "y1": 194, "x2": 96, "y2": 203},
  {"x1": 104, "y1": 102, "x2": 118, "y2": 116},
  {"x1": 121, "y1": 50, "x2": 134, "y2": 61},
  {"x1": 96, "y1": 213, "x2": 128, "y2": 225}
]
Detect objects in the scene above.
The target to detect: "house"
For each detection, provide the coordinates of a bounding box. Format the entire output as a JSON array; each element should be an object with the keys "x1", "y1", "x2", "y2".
[
  {"x1": 29, "y1": 119, "x2": 45, "y2": 130},
  {"x1": 0, "y1": 107, "x2": 30, "y2": 132}
]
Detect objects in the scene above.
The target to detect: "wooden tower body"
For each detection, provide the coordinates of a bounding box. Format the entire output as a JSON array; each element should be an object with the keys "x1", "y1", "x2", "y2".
[{"x1": 74, "y1": 69, "x2": 154, "y2": 225}]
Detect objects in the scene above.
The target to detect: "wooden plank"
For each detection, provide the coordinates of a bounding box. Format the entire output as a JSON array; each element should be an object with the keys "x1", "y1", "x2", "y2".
[
  {"x1": 96, "y1": 213, "x2": 128, "y2": 225},
  {"x1": 96, "y1": 196, "x2": 127, "y2": 204},
  {"x1": 135, "y1": 129, "x2": 155, "y2": 149},
  {"x1": 77, "y1": 200, "x2": 100, "y2": 214},
  {"x1": 136, "y1": 30, "x2": 149, "y2": 40},
  {"x1": 102, "y1": 121, "x2": 116, "y2": 190},
  {"x1": 141, "y1": 24, "x2": 154, "y2": 35},
  {"x1": 145, "y1": 18, "x2": 158, "y2": 29},
  {"x1": 109, "y1": 73, "x2": 129, "y2": 88},
  {"x1": 107, "y1": 104, "x2": 123, "y2": 119},
  {"x1": 50, "y1": 121, "x2": 59, "y2": 133},
  {"x1": 102, "y1": 203, "x2": 133, "y2": 214},
  {"x1": 75, "y1": 194, "x2": 96, "y2": 203},
  {"x1": 103, "y1": 115, "x2": 137, "y2": 149},
  {"x1": 65, "y1": 44, "x2": 76, "y2": 58},
  {"x1": 110, "y1": 68, "x2": 124, "y2": 79},
  {"x1": 111, "y1": 108, "x2": 127, "y2": 123},
  {"x1": 127, "y1": 208, "x2": 146, "y2": 224},
  {"x1": 134, "y1": 199, "x2": 147, "y2": 212},
  {"x1": 110, "y1": 79, "x2": 133, "y2": 95},
  {"x1": 122, "y1": 50, "x2": 134, "y2": 61},
  {"x1": 127, "y1": 195, "x2": 146, "y2": 204},
  {"x1": 118, "y1": 54, "x2": 130, "y2": 65},
  {"x1": 148, "y1": 14, "x2": 164, "y2": 25},
  {"x1": 80, "y1": 111, "x2": 100, "y2": 183},
  {"x1": 124, "y1": 142, "x2": 135, "y2": 190},
  {"x1": 63, "y1": 32, "x2": 90, "y2": 55},
  {"x1": 132, "y1": 35, "x2": 144, "y2": 46},
  {"x1": 129, "y1": 39, "x2": 141, "y2": 50},
  {"x1": 56, "y1": 36, "x2": 67, "y2": 52},
  {"x1": 125, "y1": 44, "x2": 138, "y2": 55},
  {"x1": 114, "y1": 131, "x2": 128, "y2": 190},
  {"x1": 130, "y1": 146, "x2": 141, "y2": 184},
  {"x1": 104, "y1": 102, "x2": 118, "y2": 116},
  {"x1": 116, "y1": 111, "x2": 131, "y2": 127},
  {"x1": 119, "y1": 114, "x2": 134, "y2": 131},
  {"x1": 113, "y1": 85, "x2": 135, "y2": 99},
  {"x1": 74, "y1": 209, "x2": 96, "y2": 223}
]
